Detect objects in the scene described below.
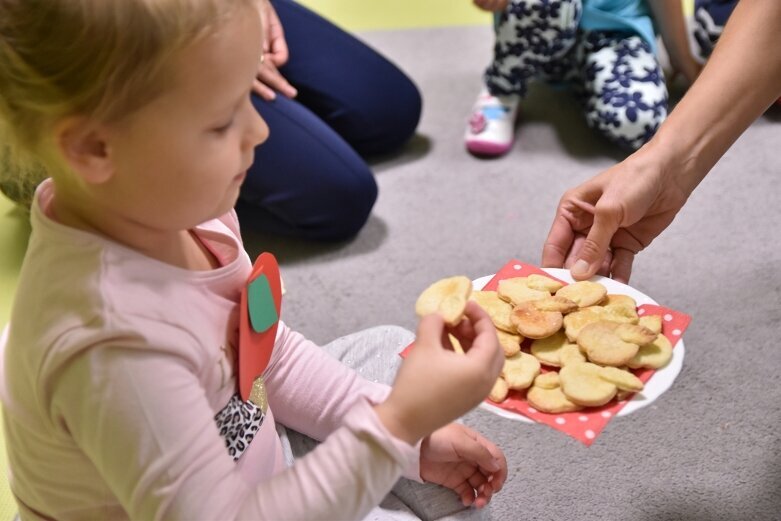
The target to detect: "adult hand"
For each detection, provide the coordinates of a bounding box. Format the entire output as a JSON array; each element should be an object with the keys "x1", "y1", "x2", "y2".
[
  {"x1": 543, "y1": 0, "x2": 781, "y2": 284},
  {"x1": 419, "y1": 423, "x2": 507, "y2": 508},
  {"x1": 254, "y1": 0, "x2": 297, "y2": 100},
  {"x1": 473, "y1": 0, "x2": 509, "y2": 13},
  {"x1": 541, "y1": 147, "x2": 690, "y2": 283}
]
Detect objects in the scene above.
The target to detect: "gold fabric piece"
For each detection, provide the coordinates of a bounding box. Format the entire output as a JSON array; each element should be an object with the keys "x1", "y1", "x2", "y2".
[{"x1": 248, "y1": 375, "x2": 268, "y2": 413}]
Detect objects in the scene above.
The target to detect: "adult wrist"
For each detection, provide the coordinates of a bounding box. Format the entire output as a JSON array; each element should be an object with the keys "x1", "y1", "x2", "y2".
[{"x1": 643, "y1": 126, "x2": 706, "y2": 198}]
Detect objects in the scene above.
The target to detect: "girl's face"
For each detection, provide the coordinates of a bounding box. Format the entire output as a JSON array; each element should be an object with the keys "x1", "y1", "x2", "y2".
[{"x1": 96, "y1": 6, "x2": 268, "y2": 231}]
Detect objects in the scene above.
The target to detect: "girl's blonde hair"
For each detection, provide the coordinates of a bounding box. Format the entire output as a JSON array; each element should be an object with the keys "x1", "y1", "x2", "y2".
[{"x1": 0, "y1": 0, "x2": 257, "y2": 207}]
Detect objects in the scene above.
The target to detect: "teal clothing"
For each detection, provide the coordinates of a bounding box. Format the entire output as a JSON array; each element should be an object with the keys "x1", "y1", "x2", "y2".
[{"x1": 581, "y1": 0, "x2": 656, "y2": 52}]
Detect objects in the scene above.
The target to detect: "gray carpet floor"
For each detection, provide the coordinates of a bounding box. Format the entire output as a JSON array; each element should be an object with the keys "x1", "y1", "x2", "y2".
[{"x1": 242, "y1": 25, "x2": 781, "y2": 521}]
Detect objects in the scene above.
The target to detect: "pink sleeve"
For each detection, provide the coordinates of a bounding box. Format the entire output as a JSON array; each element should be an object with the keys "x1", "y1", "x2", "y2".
[
  {"x1": 239, "y1": 398, "x2": 418, "y2": 520},
  {"x1": 263, "y1": 322, "x2": 389, "y2": 438},
  {"x1": 263, "y1": 323, "x2": 423, "y2": 483},
  {"x1": 50, "y1": 341, "x2": 418, "y2": 520}
]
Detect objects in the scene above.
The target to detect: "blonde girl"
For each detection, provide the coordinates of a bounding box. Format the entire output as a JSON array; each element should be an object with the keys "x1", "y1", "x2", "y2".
[{"x1": 0, "y1": 1, "x2": 506, "y2": 519}]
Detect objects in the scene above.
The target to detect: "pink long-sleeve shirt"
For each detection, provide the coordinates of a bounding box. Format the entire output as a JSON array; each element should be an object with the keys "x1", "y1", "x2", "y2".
[{"x1": 0, "y1": 180, "x2": 419, "y2": 520}]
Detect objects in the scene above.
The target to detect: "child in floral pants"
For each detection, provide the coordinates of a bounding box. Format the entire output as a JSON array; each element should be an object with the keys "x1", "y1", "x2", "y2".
[{"x1": 466, "y1": 0, "x2": 699, "y2": 155}]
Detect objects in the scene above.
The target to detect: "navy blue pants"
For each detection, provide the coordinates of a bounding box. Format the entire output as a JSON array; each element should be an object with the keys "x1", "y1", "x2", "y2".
[{"x1": 235, "y1": 0, "x2": 422, "y2": 241}]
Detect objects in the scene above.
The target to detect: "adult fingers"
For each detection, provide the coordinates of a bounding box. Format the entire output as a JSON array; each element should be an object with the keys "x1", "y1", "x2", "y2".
[
  {"x1": 252, "y1": 79, "x2": 276, "y2": 101},
  {"x1": 256, "y1": 64, "x2": 297, "y2": 99},
  {"x1": 267, "y1": 46, "x2": 289, "y2": 68},
  {"x1": 265, "y1": 2, "x2": 290, "y2": 66},
  {"x1": 570, "y1": 202, "x2": 623, "y2": 280},
  {"x1": 598, "y1": 248, "x2": 613, "y2": 277},
  {"x1": 542, "y1": 211, "x2": 576, "y2": 269},
  {"x1": 266, "y1": 31, "x2": 289, "y2": 67},
  {"x1": 610, "y1": 246, "x2": 635, "y2": 284},
  {"x1": 562, "y1": 234, "x2": 586, "y2": 269},
  {"x1": 565, "y1": 235, "x2": 611, "y2": 276}
]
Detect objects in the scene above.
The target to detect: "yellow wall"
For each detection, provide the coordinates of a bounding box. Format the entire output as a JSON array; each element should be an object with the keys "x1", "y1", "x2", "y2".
[
  {"x1": 297, "y1": 0, "x2": 492, "y2": 30},
  {"x1": 296, "y1": 0, "x2": 693, "y2": 31}
]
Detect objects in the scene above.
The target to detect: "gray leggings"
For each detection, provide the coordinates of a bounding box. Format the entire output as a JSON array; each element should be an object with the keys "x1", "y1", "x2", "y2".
[{"x1": 276, "y1": 326, "x2": 490, "y2": 521}]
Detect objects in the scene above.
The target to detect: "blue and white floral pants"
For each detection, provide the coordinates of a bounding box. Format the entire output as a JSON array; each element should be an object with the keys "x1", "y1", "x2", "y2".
[{"x1": 485, "y1": 0, "x2": 668, "y2": 150}]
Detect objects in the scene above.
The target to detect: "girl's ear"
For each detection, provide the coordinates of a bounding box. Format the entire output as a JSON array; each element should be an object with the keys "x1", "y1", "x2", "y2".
[{"x1": 54, "y1": 116, "x2": 115, "y2": 184}]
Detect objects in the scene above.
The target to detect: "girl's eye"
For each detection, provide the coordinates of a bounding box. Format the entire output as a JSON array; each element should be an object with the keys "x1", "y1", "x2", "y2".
[{"x1": 212, "y1": 119, "x2": 234, "y2": 134}]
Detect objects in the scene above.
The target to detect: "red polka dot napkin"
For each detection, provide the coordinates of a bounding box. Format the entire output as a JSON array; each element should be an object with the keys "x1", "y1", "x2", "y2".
[{"x1": 402, "y1": 259, "x2": 691, "y2": 446}]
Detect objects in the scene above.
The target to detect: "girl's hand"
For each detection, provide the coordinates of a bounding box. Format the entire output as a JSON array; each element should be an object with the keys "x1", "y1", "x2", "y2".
[
  {"x1": 375, "y1": 302, "x2": 504, "y2": 445},
  {"x1": 420, "y1": 423, "x2": 507, "y2": 508},
  {"x1": 473, "y1": 0, "x2": 510, "y2": 13}
]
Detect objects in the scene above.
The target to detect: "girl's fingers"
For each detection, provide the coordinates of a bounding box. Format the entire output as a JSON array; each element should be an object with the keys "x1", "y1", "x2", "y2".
[
  {"x1": 414, "y1": 313, "x2": 446, "y2": 352},
  {"x1": 472, "y1": 431, "x2": 507, "y2": 490},
  {"x1": 452, "y1": 429, "x2": 500, "y2": 474},
  {"x1": 454, "y1": 482, "x2": 475, "y2": 506},
  {"x1": 466, "y1": 468, "x2": 489, "y2": 493}
]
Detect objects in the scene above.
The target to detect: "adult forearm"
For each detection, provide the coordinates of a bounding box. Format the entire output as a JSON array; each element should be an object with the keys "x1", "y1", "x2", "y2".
[{"x1": 649, "y1": 0, "x2": 781, "y2": 196}]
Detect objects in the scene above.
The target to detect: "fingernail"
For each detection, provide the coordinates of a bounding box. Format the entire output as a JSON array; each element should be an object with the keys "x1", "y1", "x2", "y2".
[
  {"x1": 488, "y1": 458, "x2": 500, "y2": 472},
  {"x1": 572, "y1": 259, "x2": 589, "y2": 277}
]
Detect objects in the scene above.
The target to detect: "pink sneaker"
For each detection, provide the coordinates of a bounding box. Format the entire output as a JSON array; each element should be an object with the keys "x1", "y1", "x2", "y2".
[{"x1": 464, "y1": 89, "x2": 520, "y2": 157}]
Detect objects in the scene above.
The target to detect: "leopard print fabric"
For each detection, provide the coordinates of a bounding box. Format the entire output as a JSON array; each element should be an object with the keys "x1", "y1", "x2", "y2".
[{"x1": 214, "y1": 393, "x2": 265, "y2": 461}]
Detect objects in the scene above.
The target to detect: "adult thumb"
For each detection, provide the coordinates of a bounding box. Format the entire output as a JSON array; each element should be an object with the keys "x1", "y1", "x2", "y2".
[{"x1": 571, "y1": 207, "x2": 620, "y2": 280}]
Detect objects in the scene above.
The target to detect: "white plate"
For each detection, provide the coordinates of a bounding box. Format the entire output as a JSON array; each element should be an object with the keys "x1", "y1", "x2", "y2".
[{"x1": 473, "y1": 268, "x2": 685, "y2": 423}]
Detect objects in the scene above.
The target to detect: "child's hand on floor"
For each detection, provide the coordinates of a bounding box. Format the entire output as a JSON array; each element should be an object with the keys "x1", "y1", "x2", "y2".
[
  {"x1": 375, "y1": 302, "x2": 504, "y2": 444},
  {"x1": 420, "y1": 423, "x2": 507, "y2": 508}
]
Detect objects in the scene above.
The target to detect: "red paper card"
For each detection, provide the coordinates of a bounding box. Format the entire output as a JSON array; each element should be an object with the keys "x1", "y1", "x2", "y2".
[{"x1": 238, "y1": 252, "x2": 282, "y2": 402}]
